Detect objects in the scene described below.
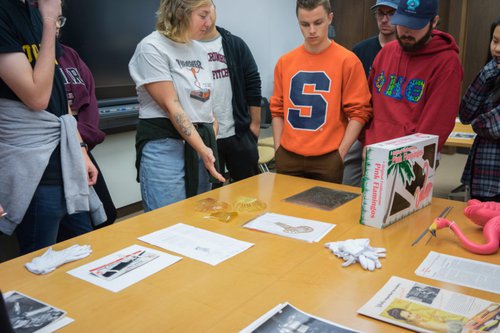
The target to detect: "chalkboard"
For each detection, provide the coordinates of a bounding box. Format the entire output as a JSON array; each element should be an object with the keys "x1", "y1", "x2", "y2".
[{"x1": 215, "y1": 0, "x2": 304, "y2": 98}]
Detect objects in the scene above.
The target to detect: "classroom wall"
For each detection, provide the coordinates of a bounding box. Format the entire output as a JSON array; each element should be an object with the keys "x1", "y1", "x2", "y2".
[
  {"x1": 214, "y1": 0, "x2": 304, "y2": 98},
  {"x1": 92, "y1": 131, "x2": 141, "y2": 209},
  {"x1": 94, "y1": 1, "x2": 500, "y2": 210}
]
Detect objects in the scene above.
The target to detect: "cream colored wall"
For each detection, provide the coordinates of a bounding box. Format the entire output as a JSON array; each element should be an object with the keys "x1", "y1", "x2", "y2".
[{"x1": 92, "y1": 131, "x2": 141, "y2": 208}]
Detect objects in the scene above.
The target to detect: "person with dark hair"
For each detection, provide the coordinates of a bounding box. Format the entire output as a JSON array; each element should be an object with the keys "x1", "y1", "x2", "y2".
[
  {"x1": 353, "y1": 0, "x2": 399, "y2": 77},
  {"x1": 459, "y1": 18, "x2": 500, "y2": 202},
  {"x1": 270, "y1": 0, "x2": 372, "y2": 183},
  {"x1": 0, "y1": 0, "x2": 105, "y2": 255},
  {"x1": 387, "y1": 307, "x2": 464, "y2": 333},
  {"x1": 343, "y1": 0, "x2": 399, "y2": 187},
  {"x1": 199, "y1": 4, "x2": 262, "y2": 186},
  {"x1": 129, "y1": 0, "x2": 225, "y2": 212},
  {"x1": 364, "y1": 0, "x2": 463, "y2": 158}
]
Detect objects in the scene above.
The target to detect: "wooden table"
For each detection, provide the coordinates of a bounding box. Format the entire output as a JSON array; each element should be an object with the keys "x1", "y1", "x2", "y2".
[{"x1": 0, "y1": 173, "x2": 498, "y2": 332}]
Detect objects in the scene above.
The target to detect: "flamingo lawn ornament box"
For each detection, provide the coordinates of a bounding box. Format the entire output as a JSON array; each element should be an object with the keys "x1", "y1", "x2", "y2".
[{"x1": 360, "y1": 134, "x2": 438, "y2": 229}]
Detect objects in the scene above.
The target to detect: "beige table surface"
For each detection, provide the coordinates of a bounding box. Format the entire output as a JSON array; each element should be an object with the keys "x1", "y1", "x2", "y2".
[{"x1": 1, "y1": 173, "x2": 498, "y2": 332}]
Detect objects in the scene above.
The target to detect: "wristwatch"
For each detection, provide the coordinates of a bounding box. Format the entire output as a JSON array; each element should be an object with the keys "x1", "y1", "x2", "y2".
[{"x1": 80, "y1": 142, "x2": 88, "y2": 150}]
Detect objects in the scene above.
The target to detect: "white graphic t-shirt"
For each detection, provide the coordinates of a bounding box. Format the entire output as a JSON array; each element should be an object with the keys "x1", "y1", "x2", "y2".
[
  {"x1": 199, "y1": 35, "x2": 235, "y2": 138},
  {"x1": 129, "y1": 31, "x2": 213, "y2": 123}
]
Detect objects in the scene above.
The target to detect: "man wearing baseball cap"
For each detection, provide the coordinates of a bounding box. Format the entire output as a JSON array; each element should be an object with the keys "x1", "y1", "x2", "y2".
[
  {"x1": 343, "y1": 0, "x2": 399, "y2": 187},
  {"x1": 363, "y1": 0, "x2": 463, "y2": 156},
  {"x1": 353, "y1": 0, "x2": 399, "y2": 76}
]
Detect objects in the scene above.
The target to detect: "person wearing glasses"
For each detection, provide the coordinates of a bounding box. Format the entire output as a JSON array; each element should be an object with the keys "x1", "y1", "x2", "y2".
[
  {"x1": 342, "y1": 0, "x2": 399, "y2": 187},
  {"x1": 353, "y1": 0, "x2": 399, "y2": 77},
  {"x1": 363, "y1": 0, "x2": 463, "y2": 156},
  {"x1": 129, "y1": 0, "x2": 225, "y2": 211},
  {"x1": 57, "y1": 11, "x2": 117, "y2": 230},
  {"x1": 0, "y1": 0, "x2": 104, "y2": 255}
]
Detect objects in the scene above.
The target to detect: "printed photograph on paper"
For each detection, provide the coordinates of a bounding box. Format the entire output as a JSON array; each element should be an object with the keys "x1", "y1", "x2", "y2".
[
  {"x1": 4, "y1": 291, "x2": 66, "y2": 333},
  {"x1": 89, "y1": 249, "x2": 159, "y2": 281}
]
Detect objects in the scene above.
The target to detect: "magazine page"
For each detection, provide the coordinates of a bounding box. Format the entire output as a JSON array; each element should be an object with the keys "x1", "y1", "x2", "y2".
[
  {"x1": 3, "y1": 290, "x2": 73, "y2": 333},
  {"x1": 240, "y1": 302, "x2": 359, "y2": 333},
  {"x1": 243, "y1": 213, "x2": 335, "y2": 243},
  {"x1": 415, "y1": 251, "x2": 500, "y2": 294},
  {"x1": 358, "y1": 276, "x2": 500, "y2": 333}
]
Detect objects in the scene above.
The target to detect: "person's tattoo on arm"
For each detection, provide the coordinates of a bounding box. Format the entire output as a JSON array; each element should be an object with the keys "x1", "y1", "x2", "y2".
[{"x1": 174, "y1": 112, "x2": 192, "y2": 137}]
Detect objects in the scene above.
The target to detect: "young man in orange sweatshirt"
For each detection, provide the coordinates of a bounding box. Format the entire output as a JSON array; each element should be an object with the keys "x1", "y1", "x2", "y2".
[{"x1": 270, "y1": 0, "x2": 372, "y2": 183}]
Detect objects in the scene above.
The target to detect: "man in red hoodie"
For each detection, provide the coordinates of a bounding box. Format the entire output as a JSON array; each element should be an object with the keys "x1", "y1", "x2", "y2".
[{"x1": 364, "y1": 0, "x2": 463, "y2": 156}]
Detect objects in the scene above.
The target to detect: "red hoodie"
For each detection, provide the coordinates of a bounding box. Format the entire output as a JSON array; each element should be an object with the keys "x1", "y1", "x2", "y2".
[{"x1": 364, "y1": 30, "x2": 463, "y2": 151}]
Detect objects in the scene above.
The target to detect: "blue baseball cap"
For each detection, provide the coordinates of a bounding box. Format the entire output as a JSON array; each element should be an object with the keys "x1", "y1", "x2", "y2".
[
  {"x1": 391, "y1": 0, "x2": 439, "y2": 30},
  {"x1": 370, "y1": 0, "x2": 399, "y2": 11}
]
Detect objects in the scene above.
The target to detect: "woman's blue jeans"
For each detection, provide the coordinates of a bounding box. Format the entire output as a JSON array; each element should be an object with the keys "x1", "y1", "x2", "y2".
[{"x1": 140, "y1": 138, "x2": 211, "y2": 212}]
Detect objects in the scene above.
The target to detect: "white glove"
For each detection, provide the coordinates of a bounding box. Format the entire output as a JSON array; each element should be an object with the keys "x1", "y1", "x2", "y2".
[
  {"x1": 325, "y1": 239, "x2": 386, "y2": 271},
  {"x1": 25, "y1": 245, "x2": 92, "y2": 274}
]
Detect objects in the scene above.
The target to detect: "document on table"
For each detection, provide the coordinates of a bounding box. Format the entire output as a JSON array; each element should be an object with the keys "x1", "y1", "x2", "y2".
[
  {"x1": 67, "y1": 244, "x2": 181, "y2": 293},
  {"x1": 449, "y1": 132, "x2": 476, "y2": 139},
  {"x1": 138, "y1": 223, "x2": 254, "y2": 266},
  {"x1": 243, "y1": 212, "x2": 335, "y2": 242},
  {"x1": 415, "y1": 251, "x2": 500, "y2": 294}
]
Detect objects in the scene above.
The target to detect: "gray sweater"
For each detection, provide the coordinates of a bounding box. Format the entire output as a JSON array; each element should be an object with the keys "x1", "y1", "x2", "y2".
[{"x1": 0, "y1": 98, "x2": 106, "y2": 236}]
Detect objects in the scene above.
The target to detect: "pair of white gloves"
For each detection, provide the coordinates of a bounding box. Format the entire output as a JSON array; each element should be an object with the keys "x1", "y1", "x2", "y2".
[
  {"x1": 25, "y1": 245, "x2": 92, "y2": 274},
  {"x1": 325, "y1": 238, "x2": 386, "y2": 271}
]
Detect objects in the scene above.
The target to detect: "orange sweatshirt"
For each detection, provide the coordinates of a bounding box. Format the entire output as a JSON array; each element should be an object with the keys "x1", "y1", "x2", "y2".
[{"x1": 270, "y1": 41, "x2": 372, "y2": 156}]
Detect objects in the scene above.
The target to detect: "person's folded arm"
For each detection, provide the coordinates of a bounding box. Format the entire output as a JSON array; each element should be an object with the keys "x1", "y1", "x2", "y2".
[
  {"x1": 471, "y1": 104, "x2": 500, "y2": 139},
  {"x1": 0, "y1": 13, "x2": 58, "y2": 111}
]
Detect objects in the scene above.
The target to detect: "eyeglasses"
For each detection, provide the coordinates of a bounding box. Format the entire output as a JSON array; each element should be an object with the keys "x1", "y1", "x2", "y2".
[
  {"x1": 375, "y1": 10, "x2": 395, "y2": 19},
  {"x1": 56, "y1": 15, "x2": 67, "y2": 28}
]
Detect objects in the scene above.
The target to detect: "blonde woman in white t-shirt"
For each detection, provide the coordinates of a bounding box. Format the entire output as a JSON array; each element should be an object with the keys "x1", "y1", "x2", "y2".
[{"x1": 129, "y1": 0, "x2": 225, "y2": 211}]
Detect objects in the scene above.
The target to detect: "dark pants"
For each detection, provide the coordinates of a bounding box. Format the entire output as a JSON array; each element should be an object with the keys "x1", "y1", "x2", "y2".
[
  {"x1": 88, "y1": 152, "x2": 116, "y2": 228},
  {"x1": 213, "y1": 130, "x2": 259, "y2": 187},
  {"x1": 471, "y1": 193, "x2": 500, "y2": 203},
  {"x1": 275, "y1": 146, "x2": 344, "y2": 184},
  {"x1": 59, "y1": 152, "x2": 116, "y2": 235},
  {"x1": 16, "y1": 185, "x2": 93, "y2": 255}
]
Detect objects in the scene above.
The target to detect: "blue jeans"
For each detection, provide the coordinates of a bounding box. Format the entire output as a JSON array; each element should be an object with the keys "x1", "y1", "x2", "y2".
[
  {"x1": 16, "y1": 185, "x2": 93, "y2": 255},
  {"x1": 140, "y1": 138, "x2": 211, "y2": 212}
]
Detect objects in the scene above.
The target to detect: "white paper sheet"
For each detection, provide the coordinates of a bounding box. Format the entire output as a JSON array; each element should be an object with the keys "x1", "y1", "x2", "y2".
[
  {"x1": 138, "y1": 223, "x2": 254, "y2": 266},
  {"x1": 67, "y1": 244, "x2": 181, "y2": 292},
  {"x1": 39, "y1": 317, "x2": 74, "y2": 333},
  {"x1": 243, "y1": 212, "x2": 335, "y2": 242},
  {"x1": 415, "y1": 251, "x2": 500, "y2": 294}
]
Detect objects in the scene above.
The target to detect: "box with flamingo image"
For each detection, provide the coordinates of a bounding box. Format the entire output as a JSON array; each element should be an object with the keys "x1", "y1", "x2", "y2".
[{"x1": 360, "y1": 133, "x2": 438, "y2": 229}]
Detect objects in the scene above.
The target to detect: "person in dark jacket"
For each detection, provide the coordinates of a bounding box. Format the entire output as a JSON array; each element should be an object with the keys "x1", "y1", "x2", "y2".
[{"x1": 199, "y1": 4, "x2": 262, "y2": 185}]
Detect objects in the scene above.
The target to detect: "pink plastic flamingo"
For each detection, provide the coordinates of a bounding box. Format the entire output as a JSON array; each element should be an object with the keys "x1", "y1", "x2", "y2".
[
  {"x1": 415, "y1": 161, "x2": 433, "y2": 209},
  {"x1": 431, "y1": 200, "x2": 500, "y2": 255}
]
